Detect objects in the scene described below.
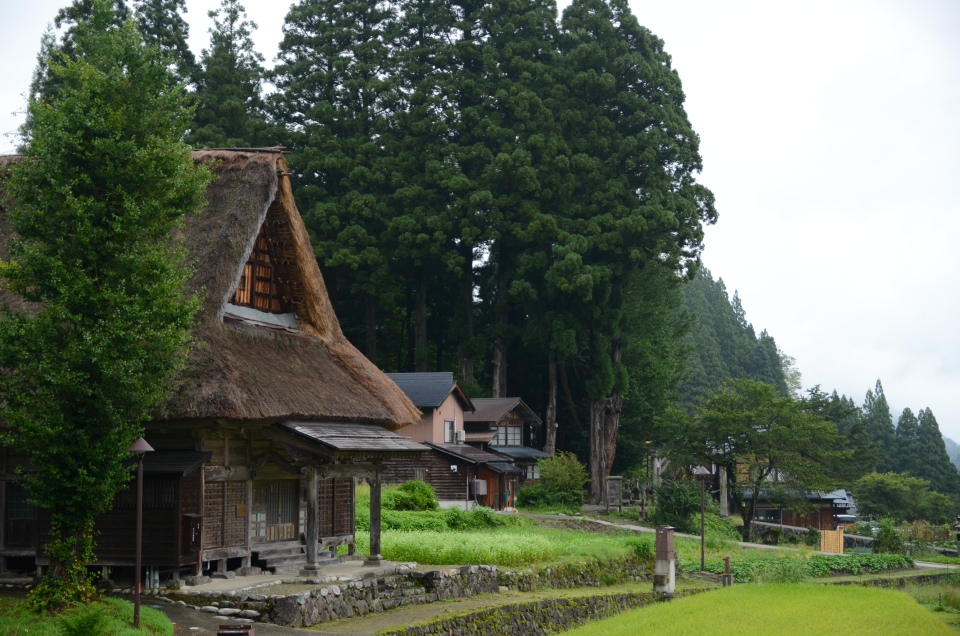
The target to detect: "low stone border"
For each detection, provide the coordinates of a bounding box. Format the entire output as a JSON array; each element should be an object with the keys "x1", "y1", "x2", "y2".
[{"x1": 826, "y1": 571, "x2": 960, "y2": 589}]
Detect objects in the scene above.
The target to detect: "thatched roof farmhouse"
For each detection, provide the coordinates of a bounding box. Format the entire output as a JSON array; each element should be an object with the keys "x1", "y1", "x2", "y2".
[{"x1": 0, "y1": 149, "x2": 424, "y2": 581}]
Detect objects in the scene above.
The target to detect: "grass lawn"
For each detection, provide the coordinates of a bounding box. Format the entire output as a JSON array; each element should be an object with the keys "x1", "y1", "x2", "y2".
[
  {"x1": 0, "y1": 596, "x2": 173, "y2": 636},
  {"x1": 562, "y1": 584, "x2": 955, "y2": 636}
]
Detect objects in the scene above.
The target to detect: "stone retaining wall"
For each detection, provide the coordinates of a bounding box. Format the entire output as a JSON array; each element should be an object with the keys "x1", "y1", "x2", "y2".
[
  {"x1": 827, "y1": 572, "x2": 960, "y2": 589},
  {"x1": 167, "y1": 556, "x2": 652, "y2": 628},
  {"x1": 379, "y1": 589, "x2": 706, "y2": 636}
]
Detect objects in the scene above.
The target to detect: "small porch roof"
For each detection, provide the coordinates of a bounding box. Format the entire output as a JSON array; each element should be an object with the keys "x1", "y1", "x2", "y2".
[
  {"x1": 142, "y1": 451, "x2": 212, "y2": 477},
  {"x1": 277, "y1": 421, "x2": 429, "y2": 461},
  {"x1": 426, "y1": 442, "x2": 509, "y2": 466},
  {"x1": 489, "y1": 446, "x2": 552, "y2": 461},
  {"x1": 485, "y1": 461, "x2": 523, "y2": 475}
]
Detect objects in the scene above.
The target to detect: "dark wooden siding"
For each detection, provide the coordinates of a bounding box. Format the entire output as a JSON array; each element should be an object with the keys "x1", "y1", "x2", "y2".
[
  {"x1": 37, "y1": 474, "x2": 194, "y2": 566},
  {"x1": 382, "y1": 452, "x2": 472, "y2": 502},
  {"x1": 202, "y1": 481, "x2": 248, "y2": 550},
  {"x1": 318, "y1": 478, "x2": 353, "y2": 537}
]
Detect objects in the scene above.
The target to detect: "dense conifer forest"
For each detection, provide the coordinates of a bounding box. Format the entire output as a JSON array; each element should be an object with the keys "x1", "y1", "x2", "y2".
[{"x1": 32, "y1": 0, "x2": 960, "y2": 510}]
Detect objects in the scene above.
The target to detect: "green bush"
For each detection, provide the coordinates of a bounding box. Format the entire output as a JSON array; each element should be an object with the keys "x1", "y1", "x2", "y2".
[
  {"x1": 873, "y1": 518, "x2": 905, "y2": 554},
  {"x1": 803, "y1": 526, "x2": 821, "y2": 548},
  {"x1": 383, "y1": 480, "x2": 439, "y2": 511},
  {"x1": 516, "y1": 452, "x2": 588, "y2": 512},
  {"x1": 650, "y1": 478, "x2": 700, "y2": 534}
]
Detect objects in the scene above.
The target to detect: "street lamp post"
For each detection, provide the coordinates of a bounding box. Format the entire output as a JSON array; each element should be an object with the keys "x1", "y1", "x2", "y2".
[
  {"x1": 128, "y1": 437, "x2": 154, "y2": 629},
  {"x1": 695, "y1": 466, "x2": 712, "y2": 572}
]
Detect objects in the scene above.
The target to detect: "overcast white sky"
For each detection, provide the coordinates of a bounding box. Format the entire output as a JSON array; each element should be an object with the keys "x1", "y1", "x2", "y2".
[{"x1": 2, "y1": 1, "x2": 959, "y2": 438}]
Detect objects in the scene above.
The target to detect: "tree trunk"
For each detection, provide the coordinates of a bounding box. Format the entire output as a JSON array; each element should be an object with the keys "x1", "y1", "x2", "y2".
[
  {"x1": 588, "y1": 398, "x2": 609, "y2": 502},
  {"x1": 492, "y1": 265, "x2": 508, "y2": 397},
  {"x1": 602, "y1": 341, "x2": 623, "y2": 479},
  {"x1": 544, "y1": 353, "x2": 558, "y2": 455},
  {"x1": 415, "y1": 278, "x2": 427, "y2": 372},
  {"x1": 458, "y1": 243, "x2": 475, "y2": 384},
  {"x1": 364, "y1": 293, "x2": 377, "y2": 365}
]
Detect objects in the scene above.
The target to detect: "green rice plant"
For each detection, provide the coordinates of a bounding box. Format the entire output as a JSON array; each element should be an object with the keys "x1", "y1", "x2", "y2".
[
  {"x1": 563, "y1": 584, "x2": 955, "y2": 636},
  {"x1": 350, "y1": 529, "x2": 559, "y2": 566}
]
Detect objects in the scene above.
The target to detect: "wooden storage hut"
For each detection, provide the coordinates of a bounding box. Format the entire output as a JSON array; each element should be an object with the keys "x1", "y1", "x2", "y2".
[{"x1": 0, "y1": 150, "x2": 424, "y2": 581}]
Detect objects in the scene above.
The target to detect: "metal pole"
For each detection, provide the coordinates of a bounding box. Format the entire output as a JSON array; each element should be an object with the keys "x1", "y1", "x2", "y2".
[
  {"x1": 134, "y1": 453, "x2": 143, "y2": 629},
  {"x1": 700, "y1": 478, "x2": 706, "y2": 572}
]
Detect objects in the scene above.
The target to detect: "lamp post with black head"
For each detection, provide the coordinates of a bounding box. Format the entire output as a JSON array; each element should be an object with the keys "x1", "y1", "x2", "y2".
[{"x1": 128, "y1": 437, "x2": 154, "y2": 628}]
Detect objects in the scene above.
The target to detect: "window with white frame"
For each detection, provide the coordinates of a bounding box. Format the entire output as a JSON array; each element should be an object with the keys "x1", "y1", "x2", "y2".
[
  {"x1": 526, "y1": 464, "x2": 540, "y2": 480},
  {"x1": 444, "y1": 421, "x2": 455, "y2": 443},
  {"x1": 492, "y1": 425, "x2": 521, "y2": 447}
]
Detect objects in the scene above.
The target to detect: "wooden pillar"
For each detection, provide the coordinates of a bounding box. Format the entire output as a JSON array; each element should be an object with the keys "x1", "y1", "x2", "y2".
[
  {"x1": 301, "y1": 467, "x2": 321, "y2": 575},
  {"x1": 365, "y1": 470, "x2": 383, "y2": 566},
  {"x1": 719, "y1": 465, "x2": 729, "y2": 517},
  {"x1": 349, "y1": 477, "x2": 356, "y2": 556}
]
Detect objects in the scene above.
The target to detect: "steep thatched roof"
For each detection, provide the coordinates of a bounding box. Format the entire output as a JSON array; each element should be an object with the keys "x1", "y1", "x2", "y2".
[{"x1": 0, "y1": 149, "x2": 420, "y2": 429}]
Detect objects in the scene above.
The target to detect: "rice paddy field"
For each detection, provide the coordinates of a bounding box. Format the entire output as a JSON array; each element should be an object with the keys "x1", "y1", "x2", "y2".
[
  {"x1": 562, "y1": 584, "x2": 956, "y2": 636},
  {"x1": 341, "y1": 521, "x2": 913, "y2": 581}
]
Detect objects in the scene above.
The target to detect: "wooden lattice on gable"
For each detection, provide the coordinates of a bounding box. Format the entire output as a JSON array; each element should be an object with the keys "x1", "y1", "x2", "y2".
[{"x1": 230, "y1": 197, "x2": 305, "y2": 314}]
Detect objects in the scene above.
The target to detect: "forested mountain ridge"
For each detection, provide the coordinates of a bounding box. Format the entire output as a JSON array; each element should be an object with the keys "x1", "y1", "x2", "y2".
[{"x1": 677, "y1": 268, "x2": 790, "y2": 407}]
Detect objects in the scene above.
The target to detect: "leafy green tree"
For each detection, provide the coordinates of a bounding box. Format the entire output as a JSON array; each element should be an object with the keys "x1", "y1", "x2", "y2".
[
  {"x1": 189, "y1": 0, "x2": 267, "y2": 148},
  {"x1": 0, "y1": 1, "x2": 209, "y2": 607},
  {"x1": 862, "y1": 379, "x2": 897, "y2": 472},
  {"x1": 853, "y1": 472, "x2": 956, "y2": 523},
  {"x1": 676, "y1": 379, "x2": 845, "y2": 538},
  {"x1": 133, "y1": 0, "x2": 198, "y2": 84}
]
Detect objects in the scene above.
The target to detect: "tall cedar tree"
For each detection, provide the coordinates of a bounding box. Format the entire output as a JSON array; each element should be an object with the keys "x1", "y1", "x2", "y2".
[
  {"x1": 134, "y1": 0, "x2": 198, "y2": 84},
  {"x1": 805, "y1": 386, "x2": 878, "y2": 483},
  {"x1": 439, "y1": 0, "x2": 567, "y2": 395},
  {"x1": 895, "y1": 408, "x2": 922, "y2": 478},
  {"x1": 272, "y1": 0, "x2": 399, "y2": 364},
  {"x1": 0, "y1": 1, "x2": 209, "y2": 607},
  {"x1": 915, "y1": 408, "x2": 959, "y2": 494},
  {"x1": 863, "y1": 379, "x2": 897, "y2": 472},
  {"x1": 559, "y1": 0, "x2": 716, "y2": 499},
  {"x1": 387, "y1": 0, "x2": 463, "y2": 372},
  {"x1": 189, "y1": 0, "x2": 267, "y2": 148}
]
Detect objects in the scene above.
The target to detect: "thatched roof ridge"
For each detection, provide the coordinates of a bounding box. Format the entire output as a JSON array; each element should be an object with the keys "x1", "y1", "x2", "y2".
[{"x1": 0, "y1": 150, "x2": 421, "y2": 429}]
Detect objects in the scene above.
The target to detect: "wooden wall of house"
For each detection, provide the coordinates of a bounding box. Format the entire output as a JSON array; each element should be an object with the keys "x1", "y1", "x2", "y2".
[
  {"x1": 782, "y1": 504, "x2": 842, "y2": 531},
  {"x1": 318, "y1": 478, "x2": 353, "y2": 536},
  {"x1": 382, "y1": 453, "x2": 473, "y2": 503},
  {"x1": 202, "y1": 480, "x2": 247, "y2": 550},
  {"x1": 36, "y1": 472, "x2": 202, "y2": 567}
]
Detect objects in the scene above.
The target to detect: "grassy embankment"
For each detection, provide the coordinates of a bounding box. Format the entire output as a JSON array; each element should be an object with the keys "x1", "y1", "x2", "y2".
[
  {"x1": 0, "y1": 596, "x2": 173, "y2": 636},
  {"x1": 563, "y1": 584, "x2": 956, "y2": 636}
]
